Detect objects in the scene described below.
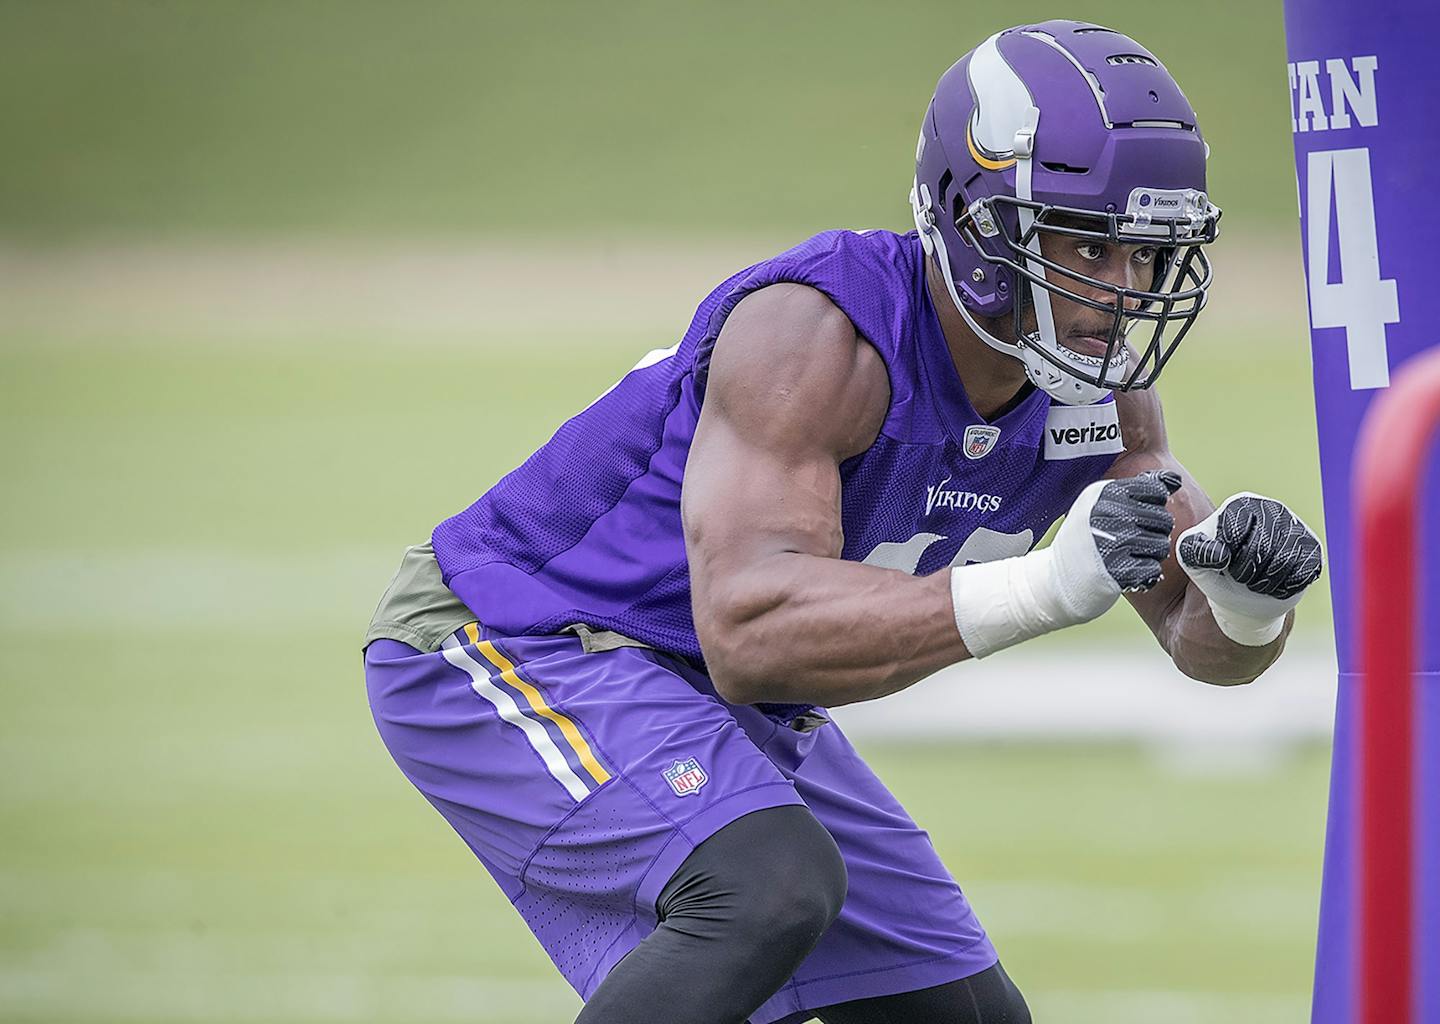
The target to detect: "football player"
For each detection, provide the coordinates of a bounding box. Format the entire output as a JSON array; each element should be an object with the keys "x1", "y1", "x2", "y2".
[{"x1": 363, "y1": 20, "x2": 1322, "y2": 1024}]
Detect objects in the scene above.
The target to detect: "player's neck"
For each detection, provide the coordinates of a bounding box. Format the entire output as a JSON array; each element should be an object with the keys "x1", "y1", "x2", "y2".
[{"x1": 924, "y1": 259, "x2": 1031, "y2": 421}]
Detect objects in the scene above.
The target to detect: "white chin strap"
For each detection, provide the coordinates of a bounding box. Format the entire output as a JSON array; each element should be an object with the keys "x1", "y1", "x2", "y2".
[{"x1": 910, "y1": 105, "x2": 1120, "y2": 407}]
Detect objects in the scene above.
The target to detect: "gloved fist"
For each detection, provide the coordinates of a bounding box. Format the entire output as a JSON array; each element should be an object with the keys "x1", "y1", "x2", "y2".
[
  {"x1": 951, "y1": 469, "x2": 1183, "y2": 657},
  {"x1": 1177, "y1": 493, "x2": 1323, "y2": 646},
  {"x1": 1047, "y1": 469, "x2": 1182, "y2": 622}
]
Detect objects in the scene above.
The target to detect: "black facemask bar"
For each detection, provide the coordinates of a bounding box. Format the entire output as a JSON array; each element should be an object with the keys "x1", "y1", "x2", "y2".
[{"x1": 955, "y1": 196, "x2": 1220, "y2": 391}]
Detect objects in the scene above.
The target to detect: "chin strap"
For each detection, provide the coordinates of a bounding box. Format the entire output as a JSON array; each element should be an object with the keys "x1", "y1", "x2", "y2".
[
  {"x1": 910, "y1": 179, "x2": 1024, "y2": 364},
  {"x1": 1011, "y1": 107, "x2": 1059, "y2": 365}
]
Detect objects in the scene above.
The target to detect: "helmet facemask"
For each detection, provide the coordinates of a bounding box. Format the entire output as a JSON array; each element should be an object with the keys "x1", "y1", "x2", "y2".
[
  {"x1": 911, "y1": 21, "x2": 1221, "y2": 406},
  {"x1": 958, "y1": 191, "x2": 1220, "y2": 396}
]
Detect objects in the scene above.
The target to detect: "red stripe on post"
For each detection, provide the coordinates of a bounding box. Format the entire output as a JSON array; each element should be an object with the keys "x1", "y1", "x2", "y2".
[{"x1": 1353, "y1": 346, "x2": 1440, "y2": 1024}]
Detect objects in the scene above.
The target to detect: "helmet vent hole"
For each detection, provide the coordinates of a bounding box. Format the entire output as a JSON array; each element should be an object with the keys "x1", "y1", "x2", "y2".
[
  {"x1": 1040, "y1": 161, "x2": 1090, "y2": 174},
  {"x1": 1122, "y1": 119, "x2": 1189, "y2": 130},
  {"x1": 1106, "y1": 53, "x2": 1158, "y2": 67},
  {"x1": 1074, "y1": 25, "x2": 1118, "y2": 34},
  {"x1": 937, "y1": 170, "x2": 953, "y2": 210}
]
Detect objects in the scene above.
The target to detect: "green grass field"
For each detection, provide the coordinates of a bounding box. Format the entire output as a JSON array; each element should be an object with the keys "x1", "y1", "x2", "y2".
[
  {"x1": 1, "y1": 324, "x2": 1330, "y2": 1023},
  {"x1": 0, "y1": 3, "x2": 1335, "y2": 1018}
]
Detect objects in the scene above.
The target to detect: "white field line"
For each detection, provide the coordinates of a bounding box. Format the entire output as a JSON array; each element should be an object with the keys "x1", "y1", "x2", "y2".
[
  {"x1": 831, "y1": 637, "x2": 1337, "y2": 745},
  {"x1": 0, "y1": 546, "x2": 1337, "y2": 743},
  {"x1": 0, "y1": 233, "x2": 1307, "y2": 345}
]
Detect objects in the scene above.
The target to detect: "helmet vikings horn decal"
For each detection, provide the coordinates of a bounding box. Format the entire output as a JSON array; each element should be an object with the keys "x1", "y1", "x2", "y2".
[{"x1": 910, "y1": 20, "x2": 1221, "y2": 405}]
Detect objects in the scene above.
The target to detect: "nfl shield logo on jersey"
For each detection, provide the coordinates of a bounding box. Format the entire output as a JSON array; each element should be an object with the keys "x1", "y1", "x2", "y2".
[
  {"x1": 662, "y1": 757, "x2": 708, "y2": 797},
  {"x1": 963, "y1": 424, "x2": 1001, "y2": 460}
]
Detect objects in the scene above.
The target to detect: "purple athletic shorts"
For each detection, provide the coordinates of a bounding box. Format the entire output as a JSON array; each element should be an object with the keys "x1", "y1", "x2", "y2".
[{"x1": 364, "y1": 622, "x2": 996, "y2": 1022}]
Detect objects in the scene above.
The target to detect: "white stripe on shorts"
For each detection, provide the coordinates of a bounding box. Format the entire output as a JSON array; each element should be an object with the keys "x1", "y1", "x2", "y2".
[{"x1": 440, "y1": 634, "x2": 592, "y2": 802}]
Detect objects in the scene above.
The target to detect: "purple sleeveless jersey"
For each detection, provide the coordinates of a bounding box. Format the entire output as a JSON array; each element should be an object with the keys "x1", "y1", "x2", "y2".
[{"x1": 432, "y1": 229, "x2": 1124, "y2": 665}]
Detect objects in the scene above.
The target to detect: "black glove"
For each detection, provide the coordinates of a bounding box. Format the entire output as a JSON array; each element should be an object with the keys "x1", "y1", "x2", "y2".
[
  {"x1": 1177, "y1": 493, "x2": 1323, "y2": 645},
  {"x1": 1088, "y1": 469, "x2": 1182, "y2": 592}
]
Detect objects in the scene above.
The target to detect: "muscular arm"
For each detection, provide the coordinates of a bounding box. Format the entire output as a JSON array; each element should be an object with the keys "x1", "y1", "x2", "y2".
[
  {"x1": 1110, "y1": 386, "x2": 1290, "y2": 686},
  {"x1": 683, "y1": 284, "x2": 974, "y2": 706}
]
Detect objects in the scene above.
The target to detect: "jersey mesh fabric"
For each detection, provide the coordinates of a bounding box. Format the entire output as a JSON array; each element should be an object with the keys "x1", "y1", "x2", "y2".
[
  {"x1": 431, "y1": 229, "x2": 1120, "y2": 667},
  {"x1": 834, "y1": 427, "x2": 1098, "y2": 574}
]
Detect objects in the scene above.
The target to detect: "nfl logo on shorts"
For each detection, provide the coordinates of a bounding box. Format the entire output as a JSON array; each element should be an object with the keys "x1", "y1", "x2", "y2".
[
  {"x1": 963, "y1": 424, "x2": 1000, "y2": 460},
  {"x1": 662, "y1": 757, "x2": 708, "y2": 797}
]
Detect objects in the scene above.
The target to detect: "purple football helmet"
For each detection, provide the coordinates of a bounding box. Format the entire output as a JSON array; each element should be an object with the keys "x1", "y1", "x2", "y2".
[{"x1": 909, "y1": 20, "x2": 1221, "y2": 405}]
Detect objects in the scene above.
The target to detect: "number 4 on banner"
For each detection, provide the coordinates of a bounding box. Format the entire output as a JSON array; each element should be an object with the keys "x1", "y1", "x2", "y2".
[{"x1": 1306, "y1": 147, "x2": 1400, "y2": 390}]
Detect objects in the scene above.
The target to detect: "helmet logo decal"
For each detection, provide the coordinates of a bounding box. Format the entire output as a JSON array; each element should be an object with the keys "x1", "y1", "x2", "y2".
[
  {"x1": 966, "y1": 32, "x2": 1036, "y2": 158},
  {"x1": 966, "y1": 122, "x2": 1016, "y2": 171}
]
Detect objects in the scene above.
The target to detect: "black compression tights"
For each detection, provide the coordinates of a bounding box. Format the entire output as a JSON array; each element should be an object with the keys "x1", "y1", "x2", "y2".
[
  {"x1": 809, "y1": 965, "x2": 1031, "y2": 1023},
  {"x1": 575, "y1": 806, "x2": 846, "y2": 1024},
  {"x1": 573, "y1": 806, "x2": 1030, "y2": 1024}
]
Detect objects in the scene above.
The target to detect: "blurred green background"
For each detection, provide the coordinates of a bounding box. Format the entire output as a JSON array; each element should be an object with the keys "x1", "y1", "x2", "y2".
[
  {"x1": 1, "y1": 0, "x2": 1301, "y2": 238},
  {"x1": 0, "y1": 2, "x2": 1332, "y2": 1022}
]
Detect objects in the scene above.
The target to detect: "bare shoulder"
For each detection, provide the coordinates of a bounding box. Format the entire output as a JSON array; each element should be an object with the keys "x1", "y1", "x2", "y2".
[{"x1": 705, "y1": 283, "x2": 890, "y2": 461}]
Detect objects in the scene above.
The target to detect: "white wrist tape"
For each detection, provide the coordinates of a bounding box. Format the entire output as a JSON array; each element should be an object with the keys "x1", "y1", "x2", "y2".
[
  {"x1": 950, "y1": 550, "x2": 1062, "y2": 659},
  {"x1": 950, "y1": 479, "x2": 1127, "y2": 659},
  {"x1": 1202, "y1": 602, "x2": 1287, "y2": 648},
  {"x1": 950, "y1": 545, "x2": 1116, "y2": 659}
]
